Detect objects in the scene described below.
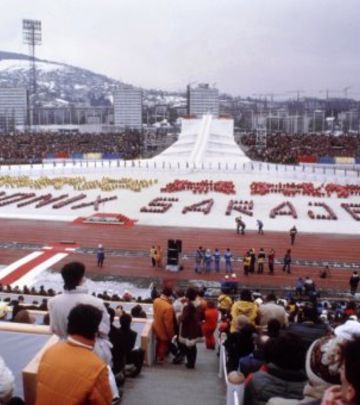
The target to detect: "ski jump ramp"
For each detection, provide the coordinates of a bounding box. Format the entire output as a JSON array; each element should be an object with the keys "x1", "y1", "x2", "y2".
[{"x1": 153, "y1": 115, "x2": 250, "y2": 165}]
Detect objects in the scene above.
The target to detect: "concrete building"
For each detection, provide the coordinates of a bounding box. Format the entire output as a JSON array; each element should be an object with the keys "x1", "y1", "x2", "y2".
[
  {"x1": 0, "y1": 87, "x2": 28, "y2": 131},
  {"x1": 113, "y1": 85, "x2": 142, "y2": 129},
  {"x1": 187, "y1": 83, "x2": 219, "y2": 117}
]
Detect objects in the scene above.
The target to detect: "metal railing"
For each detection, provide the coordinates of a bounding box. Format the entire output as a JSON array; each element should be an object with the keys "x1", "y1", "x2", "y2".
[{"x1": 218, "y1": 335, "x2": 244, "y2": 405}]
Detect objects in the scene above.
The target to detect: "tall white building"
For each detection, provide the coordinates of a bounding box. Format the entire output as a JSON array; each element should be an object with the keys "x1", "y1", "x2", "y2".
[
  {"x1": 187, "y1": 83, "x2": 219, "y2": 117},
  {"x1": 0, "y1": 87, "x2": 28, "y2": 130},
  {"x1": 113, "y1": 85, "x2": 142, "y2": 129}
]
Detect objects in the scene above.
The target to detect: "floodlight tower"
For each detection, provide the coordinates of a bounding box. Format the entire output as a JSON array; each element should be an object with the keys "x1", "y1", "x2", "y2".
[{"x1": 22, "y1": 19, "x2": 42, "y2": 99}]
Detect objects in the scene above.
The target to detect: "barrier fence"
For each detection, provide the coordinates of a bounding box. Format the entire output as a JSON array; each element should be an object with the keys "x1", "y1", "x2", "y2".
[
  {"x1": 0, "y1": 158, "x2": 359, "y2": 180},
  {"x1": 41, "y1": 152, "x2": 360, "y2": 165},
  {"x1": 218, "y1": 334, "x2": 244, "y2": 405}
]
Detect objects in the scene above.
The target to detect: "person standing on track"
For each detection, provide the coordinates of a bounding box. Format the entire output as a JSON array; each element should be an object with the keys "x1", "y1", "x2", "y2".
[
  {"x1": 268, "y1": 248, "x2": 275, "y2": 275},
  {"x1": 283, "y1": 249, "x2": 292, "y2": 274},
  {"x1": 156, "y1": 245, "x2": 163, "y2": 268},
  {"x1": 194, "y1": 247, "x2": 204, "y2": 273},
  {"x1": 224, "y1": 248, "x2": 233, "y2": 274},
  {"x1": 349, "y1": 271, "x2": 360, "y2": 296},
  {"x1": 213, "y1": 248, "x2": 221, "y2": 273},
  {"x1": 96, "y1": 244, "x2": 105, "y2": 268},
  {"x1": 204, "y1": 249, "x2": 212, "y2": 273},
  {"x1": 150, "y1": 246, "x2": 157, "y2": 267},
  {"x1": 257, "y1": 248, "x2": 266, "y2": 274},
  {"x1": 290, "y1": 226, "x2": 297, "y2": 245}
]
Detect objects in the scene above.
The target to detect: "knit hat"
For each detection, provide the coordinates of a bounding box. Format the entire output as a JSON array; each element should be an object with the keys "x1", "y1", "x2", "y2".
[
  {"x1": 0, "y1": 356, "x2": 15, "y2": 401},
  {"x1": 334, "y1": 319, "x2": 360, "y2": 340},
  {"x1": 305, "y1": 336, "x2": 342, "y2": 386}
]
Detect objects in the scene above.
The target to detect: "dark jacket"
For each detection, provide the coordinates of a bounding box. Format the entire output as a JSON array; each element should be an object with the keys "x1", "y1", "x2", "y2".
[
  {"x1": 224, "y1": 323, "x2": 256, "y2": 371},
  {"x1": 179, "y1": 303, "x2": 202, "y2": 342},
  {"x1": 285, "y1": 322, "x2": 328, "y2": 353},
  {"x1": 244, "y1": 363, "x2": 307, "y2": 405},
  {"x1": 109, "y1": 325, "x2": 137, "y2": 373}
]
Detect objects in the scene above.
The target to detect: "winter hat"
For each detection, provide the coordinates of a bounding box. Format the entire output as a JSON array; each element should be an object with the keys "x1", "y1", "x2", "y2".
[
  {"x1": 0, "y1": 356, "x2": 15, "y2": 401},
  {"x1": 334, "y1": 319, "x2": 360, "y2": 340},
  {"x1": 305, "y1": 336, "x2": 342, "y2": 386}
]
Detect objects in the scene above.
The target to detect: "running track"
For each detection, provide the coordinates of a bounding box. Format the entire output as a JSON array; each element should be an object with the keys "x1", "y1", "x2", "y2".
[{"x1": 0, "y1": 218, "x2": 359, "y2": 292}]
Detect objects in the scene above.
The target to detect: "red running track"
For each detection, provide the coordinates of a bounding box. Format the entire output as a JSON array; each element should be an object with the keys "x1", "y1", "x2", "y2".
[{"x1": 0, "y1": 218, "x2": 359, "y2": 292}]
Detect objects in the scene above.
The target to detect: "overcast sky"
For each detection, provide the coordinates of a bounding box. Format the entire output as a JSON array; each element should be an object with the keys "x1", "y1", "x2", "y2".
[{"x1": 1, "y1": 0, "x2": 360, "y2": 97}]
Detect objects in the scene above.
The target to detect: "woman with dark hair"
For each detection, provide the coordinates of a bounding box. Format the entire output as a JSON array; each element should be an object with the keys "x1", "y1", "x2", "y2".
[{"x1": 178, "y1": 302, "x2": 203, "y2": 369}]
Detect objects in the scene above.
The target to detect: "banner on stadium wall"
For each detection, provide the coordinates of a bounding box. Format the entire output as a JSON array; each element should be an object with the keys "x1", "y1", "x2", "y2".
[
  {"x1": 319, "y1": 156, "x2": 335, "y2": 164},
  {"x1": 84, "y1": 153, "x2": 102, "y2": 160},
  {"x1": 56, "y1": 151, "x2": 69, "y2": 159},
  {"x1": 71, "y1": 153, "x2": 84, "y2": 159},
  {"x1": 335, "y1": 156, "x2": 355, "y2": 165},
  {"x1": 102, "y1": 152, "x2": 121, "y2": 160},
  {"x1": 297, "y1": 155, "x2": 317, "y2": 163}
]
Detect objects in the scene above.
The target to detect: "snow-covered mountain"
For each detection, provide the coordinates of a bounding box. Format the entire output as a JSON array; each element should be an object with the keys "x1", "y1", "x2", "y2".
[
  {"x1": 0, "y1": 51, "x2": 186, "y2": 108},
  {"x1": 0, "y1": 51, "x2": 122, "y2": 107}
]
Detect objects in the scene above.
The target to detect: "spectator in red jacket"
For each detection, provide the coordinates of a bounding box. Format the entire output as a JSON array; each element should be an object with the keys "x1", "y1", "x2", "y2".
[{"x1": 202, "y1": 301, "x2": 219, "y2": 350}]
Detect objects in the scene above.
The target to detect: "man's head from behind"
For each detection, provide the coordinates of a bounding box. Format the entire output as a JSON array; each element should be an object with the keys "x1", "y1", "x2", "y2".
[
  {"x1": 268, "y1": 332, "x2": 305, "y2": 370},
  {"x1": 61, "y1": 262, "x2": 85, "y2": 291},
  {"x1": 67, "y1": 304, "x2": 102, "y2": 341},
  {"x1": 120, "y1": 313, "x2": 132, "y2": 330}
]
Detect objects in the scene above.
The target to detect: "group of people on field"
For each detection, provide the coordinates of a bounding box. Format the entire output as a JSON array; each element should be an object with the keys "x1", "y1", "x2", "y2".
[
  {"x1": 193, "y1": 246, "x2": 296, "y2": 276},
  {"x1": 194, "y1": 247, "x2": 235, "y2": 274},
  {"x1": 235, "y1": 217, "x2": 264, "y2": 235}
]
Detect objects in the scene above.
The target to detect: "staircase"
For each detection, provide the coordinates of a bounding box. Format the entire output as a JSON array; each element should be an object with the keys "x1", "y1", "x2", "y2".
[{"x1": 121, "y1": 344, "x2": 226, "y2": 405}]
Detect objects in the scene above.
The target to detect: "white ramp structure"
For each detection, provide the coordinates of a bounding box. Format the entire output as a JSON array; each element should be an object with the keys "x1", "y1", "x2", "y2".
[{"x1": 153, "y1": 115, "x2": 250, "y2": 165}]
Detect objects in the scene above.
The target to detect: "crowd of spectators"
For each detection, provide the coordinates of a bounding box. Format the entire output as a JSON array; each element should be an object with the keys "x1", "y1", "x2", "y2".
[
  {"x1": 217, "y1": 285, "x2": 360, "y2": 404},
  {"x1": 240, "y1": 132, "x2": 360, "y2": 164},
  {"x1": 1, "y1": 265, "x2": 360, "y2": 404},
  {"x1": 0, "y1": 130, "x2": 144, "y2": 164},
  {"x1": 0, "y1": 282, "x2": 153, "y2": 304},
  {"x1": 2, "y1": 130, "x2": 360, "y2": 167}
]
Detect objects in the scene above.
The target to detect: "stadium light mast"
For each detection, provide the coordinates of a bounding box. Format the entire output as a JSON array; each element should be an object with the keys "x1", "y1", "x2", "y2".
[{"x1": 22, "y1": 19, "x2": 42, "y2": 100}]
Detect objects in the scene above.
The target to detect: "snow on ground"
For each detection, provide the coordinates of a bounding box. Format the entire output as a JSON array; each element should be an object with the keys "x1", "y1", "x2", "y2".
[
  {"x1": 0, "y1": 115, "x2": 359, "y2": 235},
  {"x1": 30, "y1": 270, "x2": 151, "y2": 299},
  {"x1": 0, "y1": 59, "x2": 63, "y2": 73},
  {"x1": 1, "y1": 116, "x2": 359, "y2": 292},
  {"x1": 0, "y1": 163, "x2": 359, "y2": 235}
]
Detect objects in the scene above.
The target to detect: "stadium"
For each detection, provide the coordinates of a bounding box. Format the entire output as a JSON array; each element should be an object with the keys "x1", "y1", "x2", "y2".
[
  {"x1": 1, "y1": 2, "x2": 360, "y2": 404},
  {"x1": 1, "y1": 113, "x2": 360, "y2": 404}
]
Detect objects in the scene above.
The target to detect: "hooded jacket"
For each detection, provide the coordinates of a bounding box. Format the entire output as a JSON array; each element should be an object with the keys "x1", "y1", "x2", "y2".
[{"x1": 231, "y1": 300, "x2": 258, "y2": 332}]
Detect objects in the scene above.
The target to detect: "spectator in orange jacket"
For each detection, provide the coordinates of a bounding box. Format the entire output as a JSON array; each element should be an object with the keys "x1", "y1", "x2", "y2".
[
  {"x1": 36, "y1": 304, "x2": 113, "y2": 405},
  {"x1": 202, "y1": 301, "x2": 219, "y2": 350},
  {"x1": 152, "y1": 288, "x2": 175, "y2": 363}
]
